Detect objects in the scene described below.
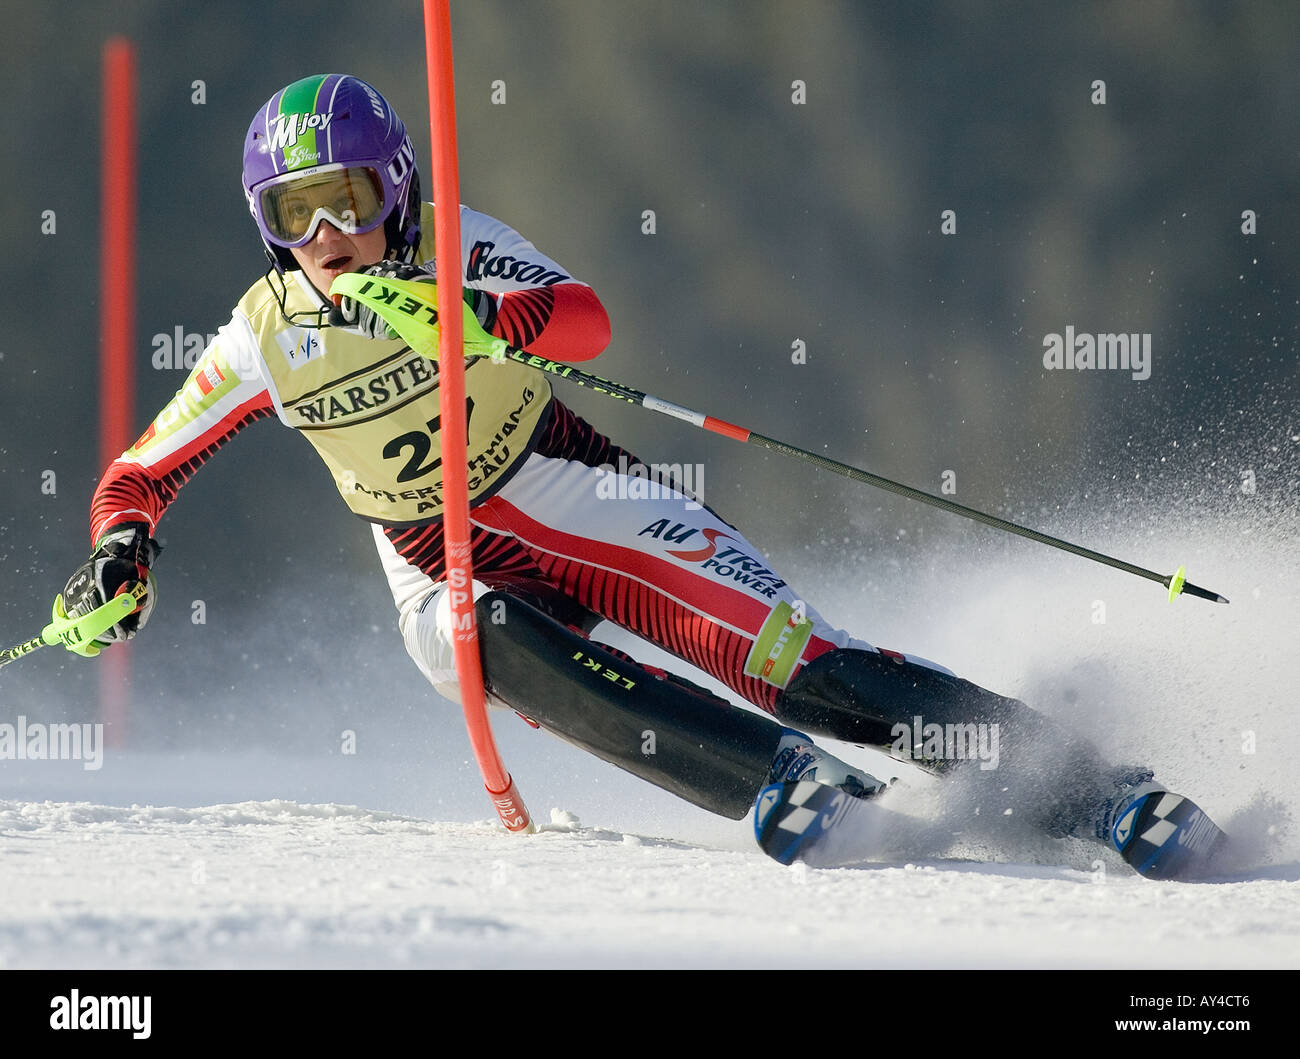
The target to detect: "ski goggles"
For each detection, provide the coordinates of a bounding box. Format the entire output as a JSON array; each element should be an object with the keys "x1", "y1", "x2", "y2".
[{"x1": 254, "y1": 164, "x2": 388, "y2": 248}]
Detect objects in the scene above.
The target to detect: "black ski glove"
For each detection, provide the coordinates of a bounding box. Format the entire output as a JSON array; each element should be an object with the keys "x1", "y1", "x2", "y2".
[
  {"x1": 57, "y1": 523, "x2": 161, "y2": 655},
  {"x1": 463, "y1": 286, "x2": 499, "y2": 334},
  {"x1": 329, "y1": 261, "x2": 435, "y2": 338},
  {"x1": 329, "y1": 261, "x2": 499, "y2": 340}
]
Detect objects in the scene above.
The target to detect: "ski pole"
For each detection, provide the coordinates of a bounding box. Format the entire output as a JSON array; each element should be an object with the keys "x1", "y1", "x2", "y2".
[
  {"x1": 329, "y1": 273, "x2": 1228, "y2": 605},
  {"x1": 0, "y1": 583, "x2": 148, "y2": 669},
  {"x1": 497, "y1": 349, "x2": 1227, "y2": 605}
]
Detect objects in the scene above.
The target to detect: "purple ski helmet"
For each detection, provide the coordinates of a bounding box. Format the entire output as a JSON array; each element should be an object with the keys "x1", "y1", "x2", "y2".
[{"x1": 242, "y1": 74, "x2": 420, "y2": 272}]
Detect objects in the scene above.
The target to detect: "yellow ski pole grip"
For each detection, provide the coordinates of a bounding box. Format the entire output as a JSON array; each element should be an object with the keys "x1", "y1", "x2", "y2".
[{"x1": 43, "y1": 581, "x2": 148, "y2": 655}]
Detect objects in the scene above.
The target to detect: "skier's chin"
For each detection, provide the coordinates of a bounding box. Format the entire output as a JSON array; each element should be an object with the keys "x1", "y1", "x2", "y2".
[{"x1": 303, "y1": 259, "x2": 355, "y2": 303}]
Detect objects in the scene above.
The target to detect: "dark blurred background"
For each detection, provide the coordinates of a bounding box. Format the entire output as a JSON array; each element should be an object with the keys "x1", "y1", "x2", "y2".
[{"x1": 1, "y1": 1, "x2": 1295, "y2": 755}]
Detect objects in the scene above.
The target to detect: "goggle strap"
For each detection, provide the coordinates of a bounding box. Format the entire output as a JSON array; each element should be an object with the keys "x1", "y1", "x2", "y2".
[{"x1": 262, "y1": 266, "x2": 334, "y2": 329}]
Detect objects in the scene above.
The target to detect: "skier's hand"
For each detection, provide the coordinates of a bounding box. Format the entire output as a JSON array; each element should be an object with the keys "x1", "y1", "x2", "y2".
[
  {"x1": 462, "y1": 287, "x2": 499, "y2": 336},
  {"x1": 328, "y1": 261, "x2": 436, "y2": 339},
  {"x1": 459, "y1": 287, "x2": 508, "y2": 360},
  {"x1": 56, "y1": 523, "x2": 161, "y2": 657},
  {"x1": 329, "y1": 262, "x2": 506, "y2": 359}
]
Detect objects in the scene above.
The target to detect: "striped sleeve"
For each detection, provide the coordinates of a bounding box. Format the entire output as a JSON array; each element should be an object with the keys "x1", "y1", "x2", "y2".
[
  {"x1": 492, "y1": 283, "x2": 610, "y2": 362},
  {"x1": 89, "y1": 322, "x2": 276, "y2": 544},
  {"x1": 459, "y1": 206, "x2": 611, "y2": 362}
]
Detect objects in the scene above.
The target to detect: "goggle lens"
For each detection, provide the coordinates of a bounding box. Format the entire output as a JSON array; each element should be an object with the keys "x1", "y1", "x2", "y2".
[{"x1": 259, "y1": 167, "x2": 386, "y2": 246}]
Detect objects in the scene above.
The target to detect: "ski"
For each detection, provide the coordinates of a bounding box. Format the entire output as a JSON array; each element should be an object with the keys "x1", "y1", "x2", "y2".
[
  {"x1": 755, "y1": 778, "x2": 1231, "y2": 879},
  {"x1": 753, "y1": 779, "x2": 933, "y2": 868},
  {"x1": 1105, "y1": 787, "x2": 1230, "y2": 881}
]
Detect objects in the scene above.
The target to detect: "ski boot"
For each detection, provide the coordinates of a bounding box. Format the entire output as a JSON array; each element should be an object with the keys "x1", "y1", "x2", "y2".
[
  {"x1": 768, "y1": 728, "x2": 888, "y2": 799},
  {"x1": 1091, "y1": 769, "x2": 1229, "y2": 880}
]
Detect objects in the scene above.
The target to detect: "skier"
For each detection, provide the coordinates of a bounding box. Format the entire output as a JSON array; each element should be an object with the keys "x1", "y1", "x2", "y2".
[{"x1": 57, "y1": 74, "x2": 1223, "y2": 878}]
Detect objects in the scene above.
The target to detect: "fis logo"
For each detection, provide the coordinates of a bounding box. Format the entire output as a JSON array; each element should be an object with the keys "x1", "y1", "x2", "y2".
[{"x1": 275, "y1": 326, "x2": 324, "y2": 369}]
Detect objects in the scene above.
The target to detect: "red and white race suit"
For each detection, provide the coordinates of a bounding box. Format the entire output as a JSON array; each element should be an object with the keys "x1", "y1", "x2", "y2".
[{"x1": 90, "y1": 204, "x2": 939, "y2": 715}]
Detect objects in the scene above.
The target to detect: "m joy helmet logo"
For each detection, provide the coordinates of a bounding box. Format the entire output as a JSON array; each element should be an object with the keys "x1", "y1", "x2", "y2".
[{"x1": 268, "y1": 111, "x2": 335, "y2": 153}]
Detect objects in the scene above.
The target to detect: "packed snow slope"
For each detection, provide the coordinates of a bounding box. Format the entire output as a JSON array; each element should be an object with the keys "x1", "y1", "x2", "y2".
[{"x1": 1, "y1": 507, "x2": 1296, "y2": 969}]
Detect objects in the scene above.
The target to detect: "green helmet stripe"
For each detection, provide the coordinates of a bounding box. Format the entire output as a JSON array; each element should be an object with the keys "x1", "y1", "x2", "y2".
[
  {"x1": 278, "y1": 73, "x2": 327, "y2": 117},
  {"x1": 276, "y1": 74, "x2": 329, "y2": 170}
]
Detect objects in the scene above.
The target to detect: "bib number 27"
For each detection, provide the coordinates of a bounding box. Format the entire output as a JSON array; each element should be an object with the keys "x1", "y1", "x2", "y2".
[{"x1": 382, "y1": 397, "x2": 474, "y2": 484}]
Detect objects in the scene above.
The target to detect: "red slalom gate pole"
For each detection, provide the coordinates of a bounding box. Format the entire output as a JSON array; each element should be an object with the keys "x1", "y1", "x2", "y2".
[
  {"x1": 99, "y1": 37, "x2": 137, "y2": 748},
  {"x1": 423, "y1": 0, "x2": 534, "y2": 832}
]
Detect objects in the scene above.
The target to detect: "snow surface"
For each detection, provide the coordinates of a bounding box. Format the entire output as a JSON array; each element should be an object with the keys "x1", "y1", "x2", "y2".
[{"x1": 1, "y1": 510, "x2": 1297, "y2": 969}]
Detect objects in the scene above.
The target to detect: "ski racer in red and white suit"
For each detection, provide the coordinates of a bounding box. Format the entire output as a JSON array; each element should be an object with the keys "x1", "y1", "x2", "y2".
[
  {"x1": 88, "y1": 201, "x2": 889, "y2": 713},
  {"x1": 62, "y1": 74, "x2": 1160, "y2": 849}
]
